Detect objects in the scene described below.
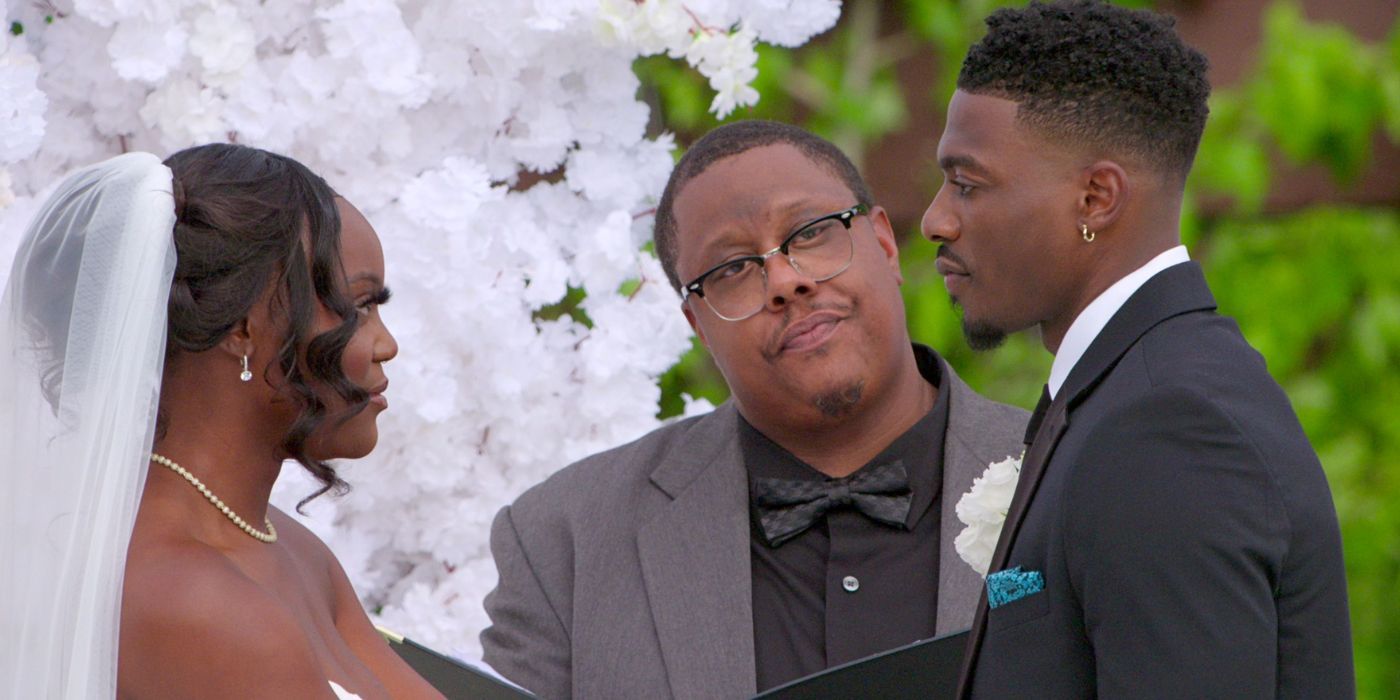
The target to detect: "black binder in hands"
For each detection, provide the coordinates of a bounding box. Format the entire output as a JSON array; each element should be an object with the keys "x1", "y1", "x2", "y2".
[
  {"x1": 378, "y1": 625, "x2": 965, "y2": 699},
  {"x1": 377, "y1": 627, "x2": 535, "y2": 699},
  {"x1": 752, "y1": 630, "x2": 969, "y2": 699}
]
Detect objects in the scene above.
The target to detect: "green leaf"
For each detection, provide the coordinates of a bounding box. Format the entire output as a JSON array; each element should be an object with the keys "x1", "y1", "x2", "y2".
[
  {"x1": 1191, "y1": 124, "x2": 1271, "y2": 213},
  {"x1": 1248, "y1": 2, "x2": 1386, "y2": 181},
  {"x1": 903, "y1": 0, "x2": 964, "y2": 48},
  {"x1": 531, "y1": 286, "x2": 591, "y2": 327}
]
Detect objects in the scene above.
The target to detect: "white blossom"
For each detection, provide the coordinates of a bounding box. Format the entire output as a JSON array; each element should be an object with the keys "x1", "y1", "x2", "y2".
[
  {"x1": 317, "y1": 0, "x2": 431, "y2": 107},
  {"x1": 743, "y1": 0, "x2": 841, "y2": 48},
  {"x1": 74, "y1": 0, "x2": 189, "y2": 27},
  {"x1": 691, "y1": 25, "x2": 762, "y2": 118},
  {"x1": 399, "y1": 157, "x2": 503, "y2": 233},
  {"x1": 597, "y1": 0, "x2": 694, "y2": 54},
  {"x1": 106, "y1": 18, "x2": 187, "y2": 84},
  {"x1": 0, "y1": 10, "x2": 46, "y2": 164},
  {"x1": 188, "y1": 5, "x2": 256, "y2": 85},
  {"x1": 0, "y1": 168, "x2": 12, "y2": 209},
  {"x1": 138, "y1": 77, "x2": 226, "y2": 150},
  {"x1": 1, "y1": 0, "x2": 841, "y2": 664}
]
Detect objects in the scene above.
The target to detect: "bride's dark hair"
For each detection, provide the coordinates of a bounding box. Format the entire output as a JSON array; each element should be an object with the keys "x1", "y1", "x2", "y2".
[{"x1": 162, "y1": 143, "x2": 366, "y2": 507}]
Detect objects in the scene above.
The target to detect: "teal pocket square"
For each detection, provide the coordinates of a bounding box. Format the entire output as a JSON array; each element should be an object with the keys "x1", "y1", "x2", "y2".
[{"x1": 986, "y1": 566, "x2": 1045, "y2": 609}]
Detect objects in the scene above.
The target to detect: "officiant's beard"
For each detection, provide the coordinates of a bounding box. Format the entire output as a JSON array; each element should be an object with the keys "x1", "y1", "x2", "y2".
[
  {"x1": 813, "y1": 380, "x2": 864, "y2": 418},
  {"x1": 953, "y1": 301, "x2": 1007, "y2": 351}
]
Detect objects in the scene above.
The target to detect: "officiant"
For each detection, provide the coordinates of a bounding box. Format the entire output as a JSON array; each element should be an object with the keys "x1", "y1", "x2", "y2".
[{"x1": 479, "y1": 120, "x2": 1027, "y2": 698}]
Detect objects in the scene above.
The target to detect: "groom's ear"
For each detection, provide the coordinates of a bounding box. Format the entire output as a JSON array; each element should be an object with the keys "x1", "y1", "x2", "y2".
[{"x1": 1077, "y1": 160, "x2": 1128, "y2": 234}]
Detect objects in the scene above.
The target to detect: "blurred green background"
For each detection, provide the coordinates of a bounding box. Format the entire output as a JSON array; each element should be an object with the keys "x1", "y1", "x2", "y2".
[{"x1": 636, "y1": 0, "x2": 1400, "y2": 694}]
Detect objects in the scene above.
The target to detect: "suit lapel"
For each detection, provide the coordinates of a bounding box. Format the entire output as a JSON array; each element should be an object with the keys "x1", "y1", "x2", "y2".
[
  {"x1": 937, "y1": 360, "x2": 1019, "y2": 636},
  {"x1": 956, "y1": 261, "x2": 1219, "y2": 697},
  {"x1": 954, "y1": 397, "x2": 1069, "y2": 698},
  {"x1": 637, "y1": 403, "x2": 756, "y2": 699},
  {"x1": 988, "y1": 399, "x2": 1066, "y2": 576}
]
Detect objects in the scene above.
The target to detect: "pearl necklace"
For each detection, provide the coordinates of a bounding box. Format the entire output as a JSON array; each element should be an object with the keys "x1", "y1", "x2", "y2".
[{"x1": 150, "y1": 453, "x2": 277, "y2": 543}]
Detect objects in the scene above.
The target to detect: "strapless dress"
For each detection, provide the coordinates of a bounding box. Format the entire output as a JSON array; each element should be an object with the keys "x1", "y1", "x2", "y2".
[{"x1": 329, "y1": 680, "x2": 361, "y2": 699}]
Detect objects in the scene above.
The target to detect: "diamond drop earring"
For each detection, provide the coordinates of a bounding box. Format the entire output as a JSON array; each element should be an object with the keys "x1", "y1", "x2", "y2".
[{"x1": 239, "y1": 355, "x2": 253, "y2": 382}]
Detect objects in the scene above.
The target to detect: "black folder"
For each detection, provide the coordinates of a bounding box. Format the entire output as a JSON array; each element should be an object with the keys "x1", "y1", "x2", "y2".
[
  {"x1": 378, "y1": 627, "x2": 535, "y2": 699},
  {"x1": 379, "y1": 626, "x2": 965, "y2": 699},
  {"x1": 752, "y1": 629, "x2": 968, "y2": 699}
]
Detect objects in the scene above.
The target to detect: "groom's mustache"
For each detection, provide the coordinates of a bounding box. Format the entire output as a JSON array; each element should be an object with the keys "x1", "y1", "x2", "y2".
[{"x1": 936, "y1": 246, "x2": 970, "y2": 275}]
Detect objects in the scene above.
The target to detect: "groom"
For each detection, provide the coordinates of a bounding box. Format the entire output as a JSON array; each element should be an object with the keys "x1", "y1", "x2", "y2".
[
  {"x1": 480, "y1": 120, "x2": 1027, "y2": 698},
  {"x1": 921, "y1": 1, "x2": 1354, "y2": 697}
]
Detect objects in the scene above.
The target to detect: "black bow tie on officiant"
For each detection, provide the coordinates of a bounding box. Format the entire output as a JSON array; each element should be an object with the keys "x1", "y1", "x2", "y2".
[{"x1": 752, "y1": 460, "x2": 914, "y2": 547}]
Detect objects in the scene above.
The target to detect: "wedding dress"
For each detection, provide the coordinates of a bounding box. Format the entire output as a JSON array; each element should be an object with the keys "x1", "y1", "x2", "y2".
[{"x1": 329, "y1": 680, "x2": 363, "y2": 699}]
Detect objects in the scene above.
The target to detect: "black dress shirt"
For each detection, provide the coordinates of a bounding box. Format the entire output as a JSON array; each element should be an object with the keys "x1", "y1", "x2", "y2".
[{"x1": 744, "y1": 344, "x2": 950, "y2": 692}]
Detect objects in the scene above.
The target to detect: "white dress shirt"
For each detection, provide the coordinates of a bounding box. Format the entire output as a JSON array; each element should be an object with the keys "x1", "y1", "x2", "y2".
[{"x1": 1047, "y1": 245, "x2": 1191, "y2": 399}]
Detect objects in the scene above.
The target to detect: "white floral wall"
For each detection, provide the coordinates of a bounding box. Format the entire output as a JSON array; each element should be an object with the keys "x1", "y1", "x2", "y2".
[{"x1": 0, "y1": 0, "x2": 840, "y2": 663}]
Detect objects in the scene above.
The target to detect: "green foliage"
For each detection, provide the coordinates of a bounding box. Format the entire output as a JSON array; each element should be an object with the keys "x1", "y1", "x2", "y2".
[
  {"x1": 1190, "y1": 92, "x2": 1273, "y2": 215},
  {"x1": 901, "y1": 0, "x2": 1022, "y2": 105},
  {"x1": 635, "y1": 55, "x2": 715, "y2": 134},
  {"x1": 9, "y1": 21, "x2": 22, "y2": 36},
  {"x1": 657, "y1": 335, "x2": 730, "y2": 417},
  {"x1": 1184, "y1": 4, "x2": 1400, "y2": 214},
  {"x1": 531, "y1": 286, "x2": 591, "y2": 327},
  {"x1": 1245, "y1": 3, "x2": 1394, "y2": 182}
]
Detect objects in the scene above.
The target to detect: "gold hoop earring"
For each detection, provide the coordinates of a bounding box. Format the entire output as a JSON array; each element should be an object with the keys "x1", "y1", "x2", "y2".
[
  {"x1": 1080, "y1": 223, "x2": 1096, "y2": 243},
  {"x1": 239, "y1": 355, "x2": 253, "y2": 382}
]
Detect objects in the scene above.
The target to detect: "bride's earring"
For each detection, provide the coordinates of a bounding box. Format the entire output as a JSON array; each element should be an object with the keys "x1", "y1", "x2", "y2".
[
  {"x1": 239, "y1": 355, "x2": 253, "y2": 382},
  {"x1": 1080, "y1": 223, "x2": 1096, "y2": 243}
]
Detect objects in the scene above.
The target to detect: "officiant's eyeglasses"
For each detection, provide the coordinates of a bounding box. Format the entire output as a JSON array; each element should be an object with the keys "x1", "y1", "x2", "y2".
[{"x1": 681, "y1": 204, "x2": 867, "y2": 322}]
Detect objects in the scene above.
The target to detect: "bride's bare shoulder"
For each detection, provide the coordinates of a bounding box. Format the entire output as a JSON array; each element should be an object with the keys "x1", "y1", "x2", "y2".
[
  {"x1": 123, "y1": 534, "x2": 271, "y2": 612},
  {"x1": 118, "y1": 535, "x2": 334, "y2": 697},
  {"x1": 266, "y1": 504, "x2": 340, "y2": 570}
]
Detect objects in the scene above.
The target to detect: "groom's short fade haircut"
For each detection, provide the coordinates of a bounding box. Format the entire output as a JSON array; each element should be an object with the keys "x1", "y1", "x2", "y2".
[
  {"x1": 653, "y1": 120, "x2": 873, "y2": 293},
  {"x1": 959, "y1": 0, "x2": 1210, "y2": 180}
]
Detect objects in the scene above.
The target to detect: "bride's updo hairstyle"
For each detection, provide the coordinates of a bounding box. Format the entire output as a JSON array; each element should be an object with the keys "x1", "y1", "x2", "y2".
[{"x1": 162, "y1": 143, "x2": 366, "y2": 505}]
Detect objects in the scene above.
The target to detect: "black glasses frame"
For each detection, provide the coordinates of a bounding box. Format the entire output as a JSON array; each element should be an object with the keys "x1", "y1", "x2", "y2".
[{"x1": 680, "y1": 204, "x2": 869, "y2": 320}]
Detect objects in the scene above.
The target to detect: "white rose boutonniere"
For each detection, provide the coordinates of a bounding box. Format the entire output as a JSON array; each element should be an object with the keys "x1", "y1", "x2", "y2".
[{"x1": 954, "y1": 452, "x2": 1024, "y2": 578}]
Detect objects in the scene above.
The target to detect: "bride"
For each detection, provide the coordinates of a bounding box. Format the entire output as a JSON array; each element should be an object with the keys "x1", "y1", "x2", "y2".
[{"x1": 1, "y1": 145, "x2": 442, "y2": 698}]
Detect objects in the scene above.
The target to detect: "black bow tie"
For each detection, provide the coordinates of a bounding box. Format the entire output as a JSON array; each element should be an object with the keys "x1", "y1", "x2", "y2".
[{"x1": 751, "y1": 460, "x2": 913, "y2": 547}]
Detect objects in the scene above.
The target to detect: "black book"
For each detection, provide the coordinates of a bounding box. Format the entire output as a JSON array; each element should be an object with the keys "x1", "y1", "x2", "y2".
[
  {"x1": 379, "y1": 626, "x2": 966, "y2": 699},
  {"x1": 378, "y1": 627, "x2": 535, "y2": 699},
  {"x1": 752, "y1": 630, "x2": 968, "y2": 699}
]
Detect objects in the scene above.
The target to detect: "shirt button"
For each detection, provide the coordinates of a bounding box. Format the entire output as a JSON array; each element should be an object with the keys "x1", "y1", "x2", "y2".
[{"x1": 842, "y1": 575, "x2": 860, "y2": 593}]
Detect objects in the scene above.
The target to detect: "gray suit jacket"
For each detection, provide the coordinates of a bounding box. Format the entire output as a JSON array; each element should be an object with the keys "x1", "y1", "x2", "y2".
[{"x1": 481, "y1": 358, "x2": 1028, "y2": 699}]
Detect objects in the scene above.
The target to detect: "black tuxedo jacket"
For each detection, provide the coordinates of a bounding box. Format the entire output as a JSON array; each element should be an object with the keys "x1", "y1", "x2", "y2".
[{"x1": 958, "y1": 262, "x2": 1353, "y2": 698}]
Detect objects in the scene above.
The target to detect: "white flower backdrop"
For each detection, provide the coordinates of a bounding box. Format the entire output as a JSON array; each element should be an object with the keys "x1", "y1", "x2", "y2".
[{"x1": 0, "y1": 0, "x2": 839, "y2": 662}]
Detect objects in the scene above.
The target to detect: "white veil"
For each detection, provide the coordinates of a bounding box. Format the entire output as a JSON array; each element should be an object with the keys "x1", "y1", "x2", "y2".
[{"x1": 0, "y1": 153, "x2": 177, "y2": 698}]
